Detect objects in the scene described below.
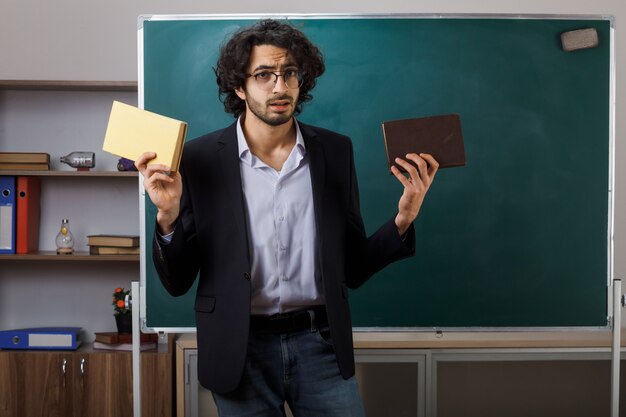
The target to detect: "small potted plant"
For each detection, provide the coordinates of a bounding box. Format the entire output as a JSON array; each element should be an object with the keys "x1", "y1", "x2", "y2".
[{"x1": 113, "y1": 287, "x2": 132, "y2": 334}]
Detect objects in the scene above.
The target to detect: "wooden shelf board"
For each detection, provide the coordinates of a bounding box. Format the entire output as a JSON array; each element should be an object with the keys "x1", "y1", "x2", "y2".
[
  {"x1": 0, "y1": 251, "x2": 139, "y2": 262},
  {"x1": 0, "y1": 80, "x2": 137, "y2": 92},
  {"x1": 0, "y1": 170, "x2": 138, "y2": 177}
]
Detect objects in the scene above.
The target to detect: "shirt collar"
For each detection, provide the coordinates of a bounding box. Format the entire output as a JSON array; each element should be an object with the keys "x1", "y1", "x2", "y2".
[{"x1": 236, "y1": 116, "x2": 306, "y2": 164}]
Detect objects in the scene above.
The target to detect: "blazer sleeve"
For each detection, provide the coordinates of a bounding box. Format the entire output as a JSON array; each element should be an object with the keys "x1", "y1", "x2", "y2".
[
  {"x1": 151, "y1": 165, "x2": 201, "y2": 297},
  {"x1": 344, "y1": 139, "x2": 416, "y2": 289}
]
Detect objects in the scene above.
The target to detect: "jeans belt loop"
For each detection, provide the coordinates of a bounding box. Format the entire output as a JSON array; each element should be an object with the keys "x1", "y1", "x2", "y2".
[{"x1": 308, "y1": 309, "x2": 316, "y2": 333}]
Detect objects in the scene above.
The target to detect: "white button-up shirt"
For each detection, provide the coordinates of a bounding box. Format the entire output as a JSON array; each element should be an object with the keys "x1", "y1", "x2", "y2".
[{"x1": 236, "y1": 118, "x2": 324, "y2": 315}]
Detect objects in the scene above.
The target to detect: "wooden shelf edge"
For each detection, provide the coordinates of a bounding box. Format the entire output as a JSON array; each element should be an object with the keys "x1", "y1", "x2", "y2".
[
  {"x1": 176, "y1": 331, "x2": 626, "y2": 349},
  {"x1": 0, "y1": 170, "x2": 138, "y2": 177},
  {"x1": 0, "y1": 80, "x2": 138, "y2": 92},
  {"x1": 0, "y1": 251, "x2": 139, "y2": 262}
]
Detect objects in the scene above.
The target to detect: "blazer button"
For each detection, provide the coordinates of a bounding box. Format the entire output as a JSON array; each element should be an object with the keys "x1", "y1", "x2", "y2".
[{"x1": 243, "y1": 273, "x2": 251, "y2": 281}]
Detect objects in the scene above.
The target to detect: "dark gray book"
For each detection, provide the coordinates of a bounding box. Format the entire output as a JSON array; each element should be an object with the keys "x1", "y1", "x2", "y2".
[{"x1": 382, "y1": 114, "x2": 466, "y2": 173}]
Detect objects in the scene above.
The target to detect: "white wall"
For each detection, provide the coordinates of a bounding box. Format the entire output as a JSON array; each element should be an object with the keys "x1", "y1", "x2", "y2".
[{"x1": 1, "y1": 0, "x2": 624, "y2": 316}]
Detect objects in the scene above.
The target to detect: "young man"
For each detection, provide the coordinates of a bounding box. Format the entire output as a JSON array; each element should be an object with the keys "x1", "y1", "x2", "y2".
[{"x1": 135, "y1": 19, "x2": 438, "y2": 417}]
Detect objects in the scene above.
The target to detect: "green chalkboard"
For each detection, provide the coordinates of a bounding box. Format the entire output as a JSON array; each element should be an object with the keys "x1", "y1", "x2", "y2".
[{"x1": 140, "y1": 15, "x2": 612, "y2": 329}]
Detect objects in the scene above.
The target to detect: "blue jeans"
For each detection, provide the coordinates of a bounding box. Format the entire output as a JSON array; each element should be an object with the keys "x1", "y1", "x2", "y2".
[{"x1": 212, "y1": 326, "x2": 366, "y2": 417}]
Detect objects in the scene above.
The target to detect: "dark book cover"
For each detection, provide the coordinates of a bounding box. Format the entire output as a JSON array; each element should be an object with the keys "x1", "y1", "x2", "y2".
[
  {"x1": 94, "y1": 331, "x2": 158, "y2": 344},
  {"x1": 382, "y1": 114, "x2": 466, "y2": 173}
]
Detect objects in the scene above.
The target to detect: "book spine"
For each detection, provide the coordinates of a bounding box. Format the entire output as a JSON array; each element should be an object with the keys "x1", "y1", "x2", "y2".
[
  {"x1": 0, "y1": 176, "x2": 16, "y2": 254},
  {"x1": 16, "y1": 176, "x2": 41, "y2": 254}
]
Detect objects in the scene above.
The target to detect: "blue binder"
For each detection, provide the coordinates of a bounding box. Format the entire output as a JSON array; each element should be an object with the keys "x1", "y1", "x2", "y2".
[
  {"x1": 0, "y1": 327, "x2": 82, "y2": 350},
  {"x1": 0, "y1": 176, "x2": 16, "y2": 254}
]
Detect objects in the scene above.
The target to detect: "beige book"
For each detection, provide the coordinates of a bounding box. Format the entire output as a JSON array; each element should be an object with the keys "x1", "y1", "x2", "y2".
[
  {"x1": 0, "y1": 162, "x2": 50, "y2": 171},
  {"x1": 0, "y1": 152, "x2": 50, "y2": 164},
  {"x1": 89, "y1": 246, "x2": 140, "y2": 255},
  {"x1": 86, "y1": 234, "x2": 139, "y2": 247},
  {"x1": 102, "y1": 101, "x2": 187, "y2": 172}
]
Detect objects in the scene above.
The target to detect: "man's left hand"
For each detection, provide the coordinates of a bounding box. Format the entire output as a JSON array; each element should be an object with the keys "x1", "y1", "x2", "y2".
[{"x1": 391, "y1": 153, "x2": 439, "y2": 236}]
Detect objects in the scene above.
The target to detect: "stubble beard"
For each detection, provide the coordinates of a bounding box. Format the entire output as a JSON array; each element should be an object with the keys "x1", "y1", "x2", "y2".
[{"x1": 246, "y1": 95, "x2": 295, "y2": 127}]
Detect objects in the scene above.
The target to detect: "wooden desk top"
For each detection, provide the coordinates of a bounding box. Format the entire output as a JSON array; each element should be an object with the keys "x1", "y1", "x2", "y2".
[
  {"x1": 352, "y1": 330, "x2": 621, "y2": 349},
  {"x1": 175, "y1": 330, "x2": 624, "y2": 350}
]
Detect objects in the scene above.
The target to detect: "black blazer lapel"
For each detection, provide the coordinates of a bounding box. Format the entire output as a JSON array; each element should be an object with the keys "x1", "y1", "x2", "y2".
[
  {"x1": 216, "y1": 122, "x2": 251, "y2": 266},
  {"x1": 300, "y1": 122, "x2": 326, "y2": 259}
]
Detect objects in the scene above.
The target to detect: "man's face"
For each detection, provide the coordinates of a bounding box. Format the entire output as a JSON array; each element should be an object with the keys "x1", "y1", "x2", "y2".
[{"x1": 236, "y1": 45, "x2": 300, "y2": 127}]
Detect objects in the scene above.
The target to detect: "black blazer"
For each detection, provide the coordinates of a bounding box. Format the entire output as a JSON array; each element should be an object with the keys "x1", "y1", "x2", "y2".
[{"x1": 153, "y1": 121, "x2": 415, "y2": 394}]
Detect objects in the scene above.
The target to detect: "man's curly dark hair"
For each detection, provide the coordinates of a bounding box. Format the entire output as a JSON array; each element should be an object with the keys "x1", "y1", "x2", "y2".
[{"x1": 215, "y1": 19, "x2": 325, "y2": 118}]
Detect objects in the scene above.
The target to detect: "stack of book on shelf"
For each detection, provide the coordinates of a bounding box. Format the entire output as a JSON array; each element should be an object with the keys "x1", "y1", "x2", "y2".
[
  {"x1": 87, "y1": 234, "x2": 140, "y2": 255},
  {"x1": 0, "y1": 152, "x2": 50, "y2": 171},
  {"x1": 0, "y1": 176, "x2": 41, "y2": 254},
  {"x1": 93, "y1": 331, "x2": 158, "y2": 351}
]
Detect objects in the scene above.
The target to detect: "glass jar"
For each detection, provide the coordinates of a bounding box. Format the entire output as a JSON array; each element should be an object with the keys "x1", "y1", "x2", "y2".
[{"x1": 55, "y1": 218, "x2": 75, "y2": 254}]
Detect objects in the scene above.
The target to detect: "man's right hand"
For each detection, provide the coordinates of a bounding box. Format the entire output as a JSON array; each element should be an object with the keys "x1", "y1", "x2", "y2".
[{"x1": 134, "y1": 152, "x2": 182, "y2": 235}]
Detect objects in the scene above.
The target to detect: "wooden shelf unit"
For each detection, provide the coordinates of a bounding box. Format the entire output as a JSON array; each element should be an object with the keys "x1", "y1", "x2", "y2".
[
  {"x1": 0, "y1": 80, "x2": 138, "y2": 92},
  {"x1": 0, "y1": 341, "x2": 173, "y2": 417},
  {"x1": 0, "y1": 79, "x2": 171, "y2": 416}
]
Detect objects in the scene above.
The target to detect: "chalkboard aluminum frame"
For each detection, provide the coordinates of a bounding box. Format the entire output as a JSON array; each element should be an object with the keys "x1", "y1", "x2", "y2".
[{"x1": 137, "y1": 13, "x2": 615, "y2": 334}]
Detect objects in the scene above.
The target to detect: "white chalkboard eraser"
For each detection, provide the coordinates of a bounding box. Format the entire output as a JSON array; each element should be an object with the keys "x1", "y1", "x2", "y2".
[{"x1": 561, "y1": 28, "x2": 599, "y2": 52}]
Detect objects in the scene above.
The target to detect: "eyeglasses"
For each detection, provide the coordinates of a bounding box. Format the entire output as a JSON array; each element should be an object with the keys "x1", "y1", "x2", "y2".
[{"x1": 247, "y1": 69, "x2": 303, "y2": 91}]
